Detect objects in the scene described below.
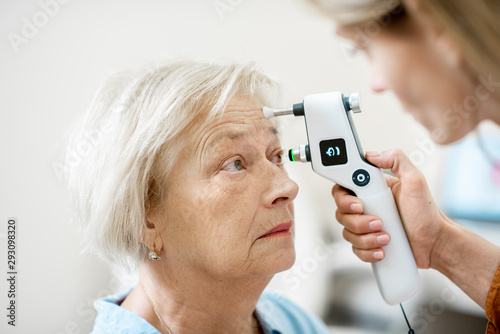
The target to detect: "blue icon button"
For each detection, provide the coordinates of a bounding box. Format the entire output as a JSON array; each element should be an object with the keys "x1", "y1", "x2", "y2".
[
  {"x1": 326, "y1": 146, "x2": 341, "y2": 157},
  {"x1": 319, "y1": 139, "x2": 347, "y2": 166}
]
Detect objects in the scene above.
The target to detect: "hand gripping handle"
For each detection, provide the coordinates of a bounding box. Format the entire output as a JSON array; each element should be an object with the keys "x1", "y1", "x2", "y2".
[{"x1": 360, "y1": 188, "x2": 419, "y2": 305}]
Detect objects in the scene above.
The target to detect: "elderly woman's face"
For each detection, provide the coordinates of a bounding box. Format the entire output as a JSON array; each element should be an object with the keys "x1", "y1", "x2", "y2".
[{"x1": 158, "y1": 96, "x2": 299, "y2": 279}]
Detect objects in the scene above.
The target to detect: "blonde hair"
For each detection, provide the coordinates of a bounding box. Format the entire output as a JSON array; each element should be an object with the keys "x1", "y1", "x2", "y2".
[
  {"x1": 310, "y1": 0, "x2": 403, "y2": 27},
  {"x1": 416, "y1": 0, "x2": 500, "y2": 100},
  {"x1": 311, "y1": 0, "x2": 500, "y2": 99},
  {"x1": 66, "y1": 60, "x2": 281, "y2": 272}
]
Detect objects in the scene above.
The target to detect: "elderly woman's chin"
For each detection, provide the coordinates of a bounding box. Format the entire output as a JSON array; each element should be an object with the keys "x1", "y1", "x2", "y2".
[
  {"x1": 269, "y1": 244, "x2": 296, "y2": 275},
  {"x1": 249, "y1": 231, "x2": 296, "y2": 277}
]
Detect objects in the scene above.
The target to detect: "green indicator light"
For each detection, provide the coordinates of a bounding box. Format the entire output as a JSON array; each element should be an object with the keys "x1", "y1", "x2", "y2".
[{"x1": 290, "y1": 149, "x2": 296, "y2": 162}]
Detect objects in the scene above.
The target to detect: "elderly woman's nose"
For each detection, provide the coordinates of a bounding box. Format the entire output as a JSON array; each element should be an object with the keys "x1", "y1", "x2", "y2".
[{"x1": 262, "y1": 164, "x2": 299, "y2": 208}]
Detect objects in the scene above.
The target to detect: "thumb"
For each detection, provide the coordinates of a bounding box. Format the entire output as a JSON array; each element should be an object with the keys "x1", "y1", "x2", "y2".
[{"x1": 365, "y1": 148, "x2": 420, "y2": 180}]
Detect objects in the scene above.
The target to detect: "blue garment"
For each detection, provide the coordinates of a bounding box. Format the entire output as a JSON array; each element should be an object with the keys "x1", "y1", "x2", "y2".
[{"x1": 92, "y1": 287, "x2": 331, "y2": 333}]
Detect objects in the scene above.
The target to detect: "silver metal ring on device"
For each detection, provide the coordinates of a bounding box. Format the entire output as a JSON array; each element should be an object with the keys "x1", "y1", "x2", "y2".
[
  {"x1": 299, "y1": 144, "x2": 308, "y2": 162},
  {"x1": 349, "y1": 93, "x2": 362, "y2": 113}
]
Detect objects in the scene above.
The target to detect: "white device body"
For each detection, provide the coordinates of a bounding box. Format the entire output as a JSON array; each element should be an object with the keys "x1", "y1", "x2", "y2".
[{"x1": 303, "y1": 92, "x2": 419, "y2": 305}]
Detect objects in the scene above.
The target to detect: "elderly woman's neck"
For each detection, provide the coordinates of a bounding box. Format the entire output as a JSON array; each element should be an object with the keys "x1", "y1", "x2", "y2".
[{"x1": 122, "y1": 262, "x2": 269, "y2": 334}]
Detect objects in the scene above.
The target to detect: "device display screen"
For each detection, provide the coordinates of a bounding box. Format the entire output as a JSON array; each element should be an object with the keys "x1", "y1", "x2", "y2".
[{"x1": 319, "y1": 138, "x2": 348, "y2": 166}]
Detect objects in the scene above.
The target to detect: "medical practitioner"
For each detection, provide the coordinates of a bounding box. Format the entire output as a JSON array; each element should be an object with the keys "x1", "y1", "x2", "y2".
[{"x1": 311, "y1": 0, "x2": 500, "y2": 332}]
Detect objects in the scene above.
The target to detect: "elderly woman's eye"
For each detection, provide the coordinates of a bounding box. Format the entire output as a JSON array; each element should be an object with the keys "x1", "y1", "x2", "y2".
[
  {"x1": 272, "y1": 151, "x2": 284, "y2": 164},
  {"x1": 223, "y1": 159, "x2": 243, "y2": 172}
]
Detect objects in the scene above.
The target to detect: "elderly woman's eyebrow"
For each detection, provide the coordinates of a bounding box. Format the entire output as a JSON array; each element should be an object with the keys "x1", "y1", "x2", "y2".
[
  {"x1": 202, "y1": 125, "x2": 279, "y2": 157},
  {"x1": 215, "y1": 124, "x2": 278, "y2": 142}
]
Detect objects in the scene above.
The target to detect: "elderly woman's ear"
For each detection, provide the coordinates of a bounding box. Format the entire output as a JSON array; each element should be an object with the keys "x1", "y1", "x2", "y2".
[{"x1": 142, "y1": 212, "x2": 164, "y2": 260}]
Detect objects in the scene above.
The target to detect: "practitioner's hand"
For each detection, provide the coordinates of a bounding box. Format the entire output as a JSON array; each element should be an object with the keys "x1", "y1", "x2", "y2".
[{"x1": 332, "y1": 149, "x2": 448, "y2": 269}]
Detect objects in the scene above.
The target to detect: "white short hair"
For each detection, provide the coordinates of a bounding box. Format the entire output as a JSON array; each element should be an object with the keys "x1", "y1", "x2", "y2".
[{"x1": 66, "y1": 60, "x2": 282, "y2": 272}]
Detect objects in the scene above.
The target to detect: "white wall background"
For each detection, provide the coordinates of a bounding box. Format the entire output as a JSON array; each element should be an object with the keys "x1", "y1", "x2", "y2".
[{"x1": 0, "y1": 0, "x2": 445, "y2": 333}]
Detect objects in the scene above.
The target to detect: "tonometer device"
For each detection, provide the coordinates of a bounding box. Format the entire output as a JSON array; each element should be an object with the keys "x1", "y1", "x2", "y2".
[{"x1": 263, "y1": 92, "x2": 419, "y2": 305}]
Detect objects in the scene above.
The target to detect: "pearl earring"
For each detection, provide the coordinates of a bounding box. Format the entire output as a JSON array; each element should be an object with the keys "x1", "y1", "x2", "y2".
[{"x1": 148, "y1": 249, "x2": 161, "y2": 260}]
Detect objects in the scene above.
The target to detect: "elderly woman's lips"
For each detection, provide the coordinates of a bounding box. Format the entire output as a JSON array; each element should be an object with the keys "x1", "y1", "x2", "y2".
[{"x1": 259, "y1": 221, "x2": 293, "y2": 239}]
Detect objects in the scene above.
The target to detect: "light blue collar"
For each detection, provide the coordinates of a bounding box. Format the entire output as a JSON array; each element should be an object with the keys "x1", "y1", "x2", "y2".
[{"x1": 94, "y1": 288, "x2": 293, "y2": 334}]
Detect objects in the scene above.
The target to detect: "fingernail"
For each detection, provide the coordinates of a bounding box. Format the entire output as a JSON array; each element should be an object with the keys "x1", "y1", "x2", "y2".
[
  {"x1": 373, "y1": 251, "x2": 384, "y2": 259},
  {"x1": 368, "y1": 220, "x2": 382, "y2": 231},
  {"x1": 376, "y1": 235, "x2": 390, "y2": 245},
  {"x1": 366, "y1": 151, "x2": 380, "y2": 157},
  {"x1": 350, "y1": 203, "x2": 363, "y2": 212}
]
